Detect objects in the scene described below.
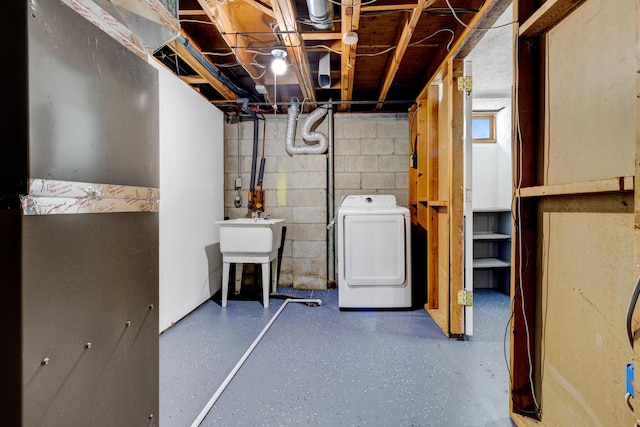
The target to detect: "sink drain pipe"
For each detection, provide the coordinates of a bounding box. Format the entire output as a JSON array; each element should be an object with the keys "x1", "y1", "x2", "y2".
[{"x1": 190, "y1": 298, "x2": 323, "y2": 427}]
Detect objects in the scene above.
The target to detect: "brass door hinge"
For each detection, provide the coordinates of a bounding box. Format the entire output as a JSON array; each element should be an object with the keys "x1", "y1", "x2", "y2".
[
  {"x1": 457, "y1": 290, "x2": 473, "y2": 306},
  {"x1": 457, "y1": 76, "x2": 472, "y2": 93}
]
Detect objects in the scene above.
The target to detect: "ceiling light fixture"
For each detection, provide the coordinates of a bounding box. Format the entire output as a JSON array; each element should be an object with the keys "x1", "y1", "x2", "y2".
[
  {"x1": 342, "y1": 31, "x2": 358, "y2": 45},
  {"x1": 270, "y1": 49, "x2": 287, "y2": 75}
]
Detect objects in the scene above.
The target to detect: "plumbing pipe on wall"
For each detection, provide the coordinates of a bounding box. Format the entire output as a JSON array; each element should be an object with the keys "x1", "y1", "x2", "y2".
[
  {"x1": 285, "y1": 101, "x2": 329, "y2": 155},
  {"x1": 326, "y1": 104, "x2": 335, "y2": 286},
  {"x1": 249, "y1": 119, "x2": 259, "y2": 192},
  {"x1": 285, "y1": 100, "x2": 334, "y2": 286}
]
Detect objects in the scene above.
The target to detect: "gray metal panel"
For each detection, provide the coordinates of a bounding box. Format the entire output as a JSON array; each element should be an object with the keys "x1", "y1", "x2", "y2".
[
  {"x1": 0, "y1": 210, "x2": 23, "y2": 425},
  {"x1": 0, "y1": 1, "x2": 28, "y2": 201},
  {"x1": 27, "y1": 0, "x2": 159, "y2": 188},
  {"x1": 21, "y1": 213, "x2": 159, "y2": 426}
]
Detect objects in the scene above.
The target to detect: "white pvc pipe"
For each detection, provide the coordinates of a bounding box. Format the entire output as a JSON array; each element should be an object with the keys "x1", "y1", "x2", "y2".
[{"x1": 190, "y1": 298, "x2": 323, "y2": 426}]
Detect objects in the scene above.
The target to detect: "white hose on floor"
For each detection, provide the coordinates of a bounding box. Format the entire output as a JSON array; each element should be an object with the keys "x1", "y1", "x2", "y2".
[{"x1": 190, "y1": 298, "x2": 323, "y2": 426}]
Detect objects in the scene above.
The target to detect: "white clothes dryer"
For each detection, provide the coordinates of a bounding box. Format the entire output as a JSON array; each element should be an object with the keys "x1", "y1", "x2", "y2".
[{"x1": 337, "y1": 195, "x2": 412, "y2": 309}]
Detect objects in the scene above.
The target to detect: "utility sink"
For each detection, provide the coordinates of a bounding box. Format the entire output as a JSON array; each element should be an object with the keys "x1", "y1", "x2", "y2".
[
  {"x1": 216, "y1": 218, "x2": 286, "y2": 256},
  {"x1": 216, "y1": 218, "x2": 286, "y2": 308}
]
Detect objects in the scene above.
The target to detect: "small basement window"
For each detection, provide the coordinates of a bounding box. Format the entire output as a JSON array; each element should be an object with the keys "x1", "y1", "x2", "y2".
[{"x1": 472, "y1": 113, "x2": 496, "y2": 143}]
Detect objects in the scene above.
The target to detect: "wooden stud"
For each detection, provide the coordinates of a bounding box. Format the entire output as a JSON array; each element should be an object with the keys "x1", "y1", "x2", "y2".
[
  {"x1": 448, "y1": 59, "x2": 465, "y2": 336},
  {"x1": 519, "y1": 0, "x2": 587, "y2": 37},
  {"x1": 340, "y1": 0, "x2": 361, "y2": 112},
  {"x1": 510, "y1": 0, "x2": 544, "y2": 417}
]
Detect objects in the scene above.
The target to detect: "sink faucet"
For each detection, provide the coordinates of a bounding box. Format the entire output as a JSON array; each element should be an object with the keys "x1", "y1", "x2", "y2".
[{"x1": 251, "y1": 211, "x2": 270, "y2": 219}]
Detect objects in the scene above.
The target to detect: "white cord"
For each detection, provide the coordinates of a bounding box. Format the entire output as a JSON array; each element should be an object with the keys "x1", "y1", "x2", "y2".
[
  {"x1": 190, "y1": 298, "x2": 323, "y2": 426},
  {"x1": 513, "y1": 23, "x2": 541, "y2": 414}
]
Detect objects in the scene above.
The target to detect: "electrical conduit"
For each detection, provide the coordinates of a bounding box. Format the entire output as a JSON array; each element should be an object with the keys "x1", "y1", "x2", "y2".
[{"x1": 190, "y1": 298, "x2": 323, "y2": 426}]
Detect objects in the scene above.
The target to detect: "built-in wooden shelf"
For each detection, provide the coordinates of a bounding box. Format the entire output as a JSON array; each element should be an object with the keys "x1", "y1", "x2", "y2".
[
  {"x1": 418, "y1": 199, "x2": 449, "y2": 207},
  {"x1": 517, "y1": 176, "x2": 634, "y2": 198}
]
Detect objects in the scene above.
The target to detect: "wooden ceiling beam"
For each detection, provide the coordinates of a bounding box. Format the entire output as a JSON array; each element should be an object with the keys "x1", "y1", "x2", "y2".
[
  {"x1": 340, "y1": 0, "x2": 361, "y2": 111},
  {"x1": 361, "y1": 4, "x2": 417, "y2": 12},
  {"x1": 417, "y1": 0, "x2": 504, "y2": 100},
  {"x1": 179, "y1": 9, "x2": 208, "y2": 16},
  {"x1": 180, "y1": 75, "x2": 209, "y2": 84},
  {"x1": 269, "y1": 0, "x2": 316, "y2": 102},
  {"x1": 241, "y1": 0, "x2": 275, "y2": 18},
  {"x1": 455, "y1": 0, "x2": 512, "y2": 58},
  {"x1": 197, "y1": 0, "x2": 266, "y2": 87},
  {"x1": 302, "y1": 32, "x2": 342, "y2": 41},
  {"x1": 375, "y1": 0, "x2": 435, "y2": 110},
  {"x1": 167, "y1": 33, "x2": 238, "y2": 100}
]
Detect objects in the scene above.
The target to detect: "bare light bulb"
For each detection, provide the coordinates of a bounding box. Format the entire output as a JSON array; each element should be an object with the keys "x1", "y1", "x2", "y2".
[
  {"x1": 271, "y1": 58, "x2": 287, "y2": 75},
  {"x1": 270, "y1": 48, "x2": 287, "y2": 75}
]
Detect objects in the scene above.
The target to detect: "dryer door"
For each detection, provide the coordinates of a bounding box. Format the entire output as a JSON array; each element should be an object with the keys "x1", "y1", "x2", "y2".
[{"x1": 343, "y1": 214, "x2": 406, "y2": 286}]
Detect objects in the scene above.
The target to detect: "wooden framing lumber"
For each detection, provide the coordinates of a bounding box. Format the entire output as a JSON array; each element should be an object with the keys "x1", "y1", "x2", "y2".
[
  {"x1": 519, "y1": 0, "x2": 587, "y2": 36},
  {"x1": 375, "y1": 0, "x2": 431, "y2": 110},
  {"x1": 241, "y1": 0, "x2": 275, "y2": 18},
  {"x1": 510, "y1": 0, "x2": 544, "y2": 417},
  {"x1": 197, "y1": 0, "x2": 266, "y2": 86},
  {"x1": 456, "y1": 0, "x2": 513, "y2": 59},
  {"x1": 340, "y1": 0, "x2": 361, "y2": 111},
  {"x1": 269, "y1": 0, "x2": 316, "y2": 102},
  {"x1": 167, "y1": 33, "x2": 238, "y2": 100},
  {"x1": 448, "y1": 59, "x2": 464, "y2": 335},
  {"x1": 518, "y1": 176, "x2": 634, "y2": 198}
]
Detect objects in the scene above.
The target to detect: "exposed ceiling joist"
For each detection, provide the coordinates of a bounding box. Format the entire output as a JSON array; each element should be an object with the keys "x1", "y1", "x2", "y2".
[
  {"x1": 197, "y1": 0, "x2": 266, "y2": 88},
  {"x1": 418, "y1": 0, "x2": 504, "y2": 100},
  {"x1": 375, "y1": 0, "x2": 434, "y2": 110},
  {"x1": 167, "y1": 33, "x2": 238, "y2": 100},
  {"x1": 269, "y1": 0, "x2": 316, "y2": 102},
  {"x1": 455, "y1": 0, "x2": 512, "y2": 58},
  {"x1": 179, "y1": 9, "x2": 208, "y2": 16},
  {"x1": 180, "y1": 75, "x2": 209, "y2": 84},
  {"x1": 302, "y1": 32, "x2": 342, "y2": 41},
  {"x1": 160, "y1": 0, "x2": 507, "y2": 113},
  {"x1": 360, "y1": 4, "x2": 418, "y2": 12},
  {"x1": 241, "y1": 0, "x2": 275, "y2": 18},
  {"x1": 340, "y1": 0, "x2": 361, "y2": 112}
]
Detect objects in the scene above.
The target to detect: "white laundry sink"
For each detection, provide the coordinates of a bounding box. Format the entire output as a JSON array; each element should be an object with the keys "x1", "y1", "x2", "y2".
[{"x1": 216, "y1": 218, "x2": 286, "y2": 255}]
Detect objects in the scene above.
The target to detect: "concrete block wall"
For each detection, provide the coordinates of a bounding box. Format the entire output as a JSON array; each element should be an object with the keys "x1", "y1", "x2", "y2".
[{"x1": 223, "y1": 112, "x2": 409, "y2": 289}]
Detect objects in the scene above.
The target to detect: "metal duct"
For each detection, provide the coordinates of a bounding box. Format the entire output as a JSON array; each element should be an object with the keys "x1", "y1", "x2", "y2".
[
  {"x1": 305, "y1": 0, "x2": 333, "y2": 30},
  {"x1": 285, "y1": 101, "x2": 329, "y2": 155}
]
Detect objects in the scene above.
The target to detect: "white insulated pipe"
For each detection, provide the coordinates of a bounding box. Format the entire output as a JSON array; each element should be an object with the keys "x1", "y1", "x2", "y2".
[
  {"x1": 285, "y1": 101, "x2": 329, "y2": 155},
  {"x1": 190, "y1": 298, "x2": 323, "y2": 426}
]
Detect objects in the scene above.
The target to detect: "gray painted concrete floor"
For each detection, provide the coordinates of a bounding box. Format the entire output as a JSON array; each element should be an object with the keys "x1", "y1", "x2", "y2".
[{"x1": 160, "y1": 288, "x2": 515, "y2": 427}]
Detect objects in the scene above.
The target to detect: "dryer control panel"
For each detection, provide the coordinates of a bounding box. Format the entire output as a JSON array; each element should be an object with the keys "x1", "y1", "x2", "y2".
[{"x1": 340, "y1": 194, "x2": 397, "y2": 208}]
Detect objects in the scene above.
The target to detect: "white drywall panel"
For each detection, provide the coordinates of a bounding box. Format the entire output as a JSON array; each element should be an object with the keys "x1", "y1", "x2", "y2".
[{"x1": 154, "y1": 62, "x2": 224, "y2": 332}]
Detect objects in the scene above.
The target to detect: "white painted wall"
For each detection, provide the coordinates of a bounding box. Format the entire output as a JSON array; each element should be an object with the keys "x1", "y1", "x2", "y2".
[
  {"x1": 472, "y1": 98, "x2": 512, "y2": 210},
  {"x1": 154, "y1": 62, "x2": 225, "y2": 332}
]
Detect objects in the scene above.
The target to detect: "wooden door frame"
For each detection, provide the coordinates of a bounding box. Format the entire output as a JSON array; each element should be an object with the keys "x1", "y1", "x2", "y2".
[{"x1": 411, "y1": 58, "x2": 465, "y2": 337}]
